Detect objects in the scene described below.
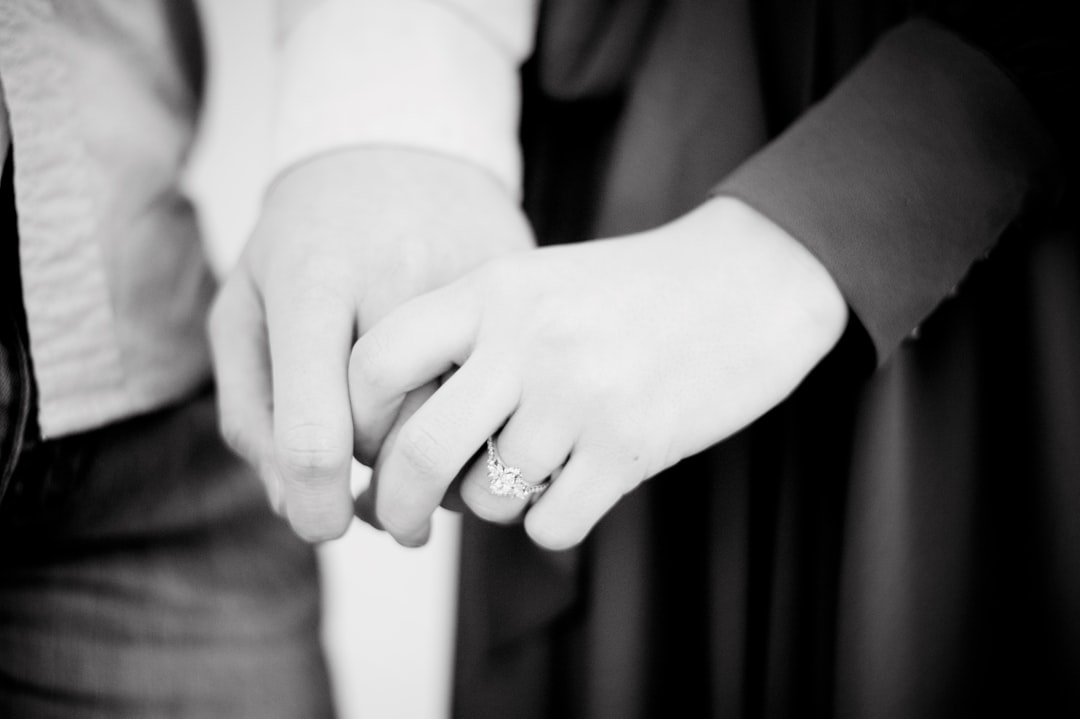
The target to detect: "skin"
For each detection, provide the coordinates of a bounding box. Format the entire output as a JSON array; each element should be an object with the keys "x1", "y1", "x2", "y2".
[
  {"x1": 208, "y1": 147, "x2": 534, "y2": 542},
  {"x1": 348, "y1": 194, "x2": 849, "y2": 550}
]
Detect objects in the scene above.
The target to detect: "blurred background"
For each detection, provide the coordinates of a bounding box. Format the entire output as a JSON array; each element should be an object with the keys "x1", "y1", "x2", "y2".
[{"x1": 184, "y1": 2, "x2": 461, "y2": 717}]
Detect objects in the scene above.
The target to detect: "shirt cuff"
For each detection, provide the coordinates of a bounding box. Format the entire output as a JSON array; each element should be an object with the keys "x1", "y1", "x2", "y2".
[
  {"x1": 715, "y1": 19, "x2": 1059, "y2": 363},
  {"x1": 273, "y1": 0, "x2": 532, "y2": 196}
]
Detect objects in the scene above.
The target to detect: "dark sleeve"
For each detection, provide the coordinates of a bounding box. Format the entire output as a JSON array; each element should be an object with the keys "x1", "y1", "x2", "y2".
[{"x1": 714, "y1": 17, "x2": 1063, "y2": 363}]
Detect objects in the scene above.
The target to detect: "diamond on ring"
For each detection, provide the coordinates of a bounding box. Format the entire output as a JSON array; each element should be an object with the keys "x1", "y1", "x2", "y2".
[{"x1": 486, "y1": 437, "x2": 550, "y2": 500}]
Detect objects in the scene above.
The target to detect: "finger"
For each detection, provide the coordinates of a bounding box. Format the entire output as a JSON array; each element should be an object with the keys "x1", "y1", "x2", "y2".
[
  {"x1": 265, "y1": 276, "x2": 356, "y2": 542},
  {"x1": 374, "y1": 350, "x2": 519, "y2": 546},
  {"x1": 207, "y1": 270, "x2": 283, "y2": 510},
  {"x1": 349, "y1": 286, "x2": 477, "y2": 464},
  {"x1": 354, "y1": 380, "x2": 438, "y2": 530},
  {"x1": 459, "y1": 406, "x2": 573, "y2": 525},
  {"x1": 523, "y1": 447, "x2": 642, "y2": 551}
]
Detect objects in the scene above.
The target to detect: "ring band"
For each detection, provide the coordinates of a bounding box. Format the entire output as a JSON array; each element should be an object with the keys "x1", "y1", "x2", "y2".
[{"x1": 486, "y1": 437, "x2": 550, "y2": 500}]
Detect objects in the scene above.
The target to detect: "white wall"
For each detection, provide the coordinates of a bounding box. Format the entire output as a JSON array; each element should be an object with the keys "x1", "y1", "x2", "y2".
[{"x1": 185, "y1": 3, "x2": 460, "y2": 717}]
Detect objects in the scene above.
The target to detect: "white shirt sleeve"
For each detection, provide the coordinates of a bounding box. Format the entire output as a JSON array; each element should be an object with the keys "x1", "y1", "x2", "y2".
[{"x1": 272, "y1": 0, "x2": 539, "y2": 196}]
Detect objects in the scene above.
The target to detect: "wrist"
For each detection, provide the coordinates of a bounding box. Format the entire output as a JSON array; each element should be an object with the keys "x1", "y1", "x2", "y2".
[{"x1": 679, "y1": 196, "x2": 849, "y2": 368}]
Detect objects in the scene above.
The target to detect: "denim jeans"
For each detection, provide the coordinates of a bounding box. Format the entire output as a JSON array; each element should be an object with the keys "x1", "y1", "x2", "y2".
[{"x1": 1, "y1": 155, "x2": 333, "y2": 718}]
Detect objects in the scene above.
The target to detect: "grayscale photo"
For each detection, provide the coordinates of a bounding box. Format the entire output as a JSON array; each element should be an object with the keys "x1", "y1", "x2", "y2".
[{"x1": 1, "y1": 0, "x2": 1076, "y2": 717}]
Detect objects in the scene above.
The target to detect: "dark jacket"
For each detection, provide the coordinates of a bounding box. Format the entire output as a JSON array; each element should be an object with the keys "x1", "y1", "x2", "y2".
[{"x1": 455, "y1": 2, "x2": 1079, "y2": 716}]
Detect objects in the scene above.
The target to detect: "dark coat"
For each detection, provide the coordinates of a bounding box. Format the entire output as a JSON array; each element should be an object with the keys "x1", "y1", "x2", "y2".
[{"x1": 455, "y1": 1, "x2": 1079, "y2": 716}]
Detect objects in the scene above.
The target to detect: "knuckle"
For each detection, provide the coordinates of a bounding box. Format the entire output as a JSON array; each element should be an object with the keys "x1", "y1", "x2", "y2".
[
  {"x1": 289, "y1": 250, "x2": 352, "y2": 287},
  {"x1": 291, "y1": 274, "x2": 352, "y2": 312},
  {"x1": 269, "y1": 265, "x2": 355, "y2": 326},
  {"x1": 395, "y1": 423, "x2": 453, "y2": 482},
  {"x1": 288, "y1": 499, "x2": 353, "y2": 543},
  {"x1": 275, "y1": 423, "x2": 350, "y2": 480}
]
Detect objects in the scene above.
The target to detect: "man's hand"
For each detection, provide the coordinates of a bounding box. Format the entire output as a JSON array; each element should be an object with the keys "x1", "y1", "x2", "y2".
[{"x1": 208, "y1": 147, "x2": 534, "y2": 542}]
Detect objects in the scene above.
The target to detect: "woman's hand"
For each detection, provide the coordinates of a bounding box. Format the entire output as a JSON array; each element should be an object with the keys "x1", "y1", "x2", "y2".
[{"x1": 349, "y1": 197, "x2": 848, "y2": 549}]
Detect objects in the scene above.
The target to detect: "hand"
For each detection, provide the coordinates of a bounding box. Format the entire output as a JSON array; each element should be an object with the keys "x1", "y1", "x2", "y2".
[
  {"x1": 208, "y1": 147, "x2": 533, "y2": 541},
  {"x1": 348, "y1": 197, "x2": 848, "y2": 549}
]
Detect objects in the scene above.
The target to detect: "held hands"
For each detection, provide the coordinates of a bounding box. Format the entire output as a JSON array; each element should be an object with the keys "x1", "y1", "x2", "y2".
[
  {"x1": 208, "y1": 148, "x2": 533, "y2": 541},
  {"x1": 349, "y1": 197, "x2": 848, "y2": 550}
]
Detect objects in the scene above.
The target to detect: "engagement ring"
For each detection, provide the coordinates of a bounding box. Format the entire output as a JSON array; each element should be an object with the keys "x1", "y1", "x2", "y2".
[{"x1": 485, "y1": 437, "x2": 550, "y2": 499}]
